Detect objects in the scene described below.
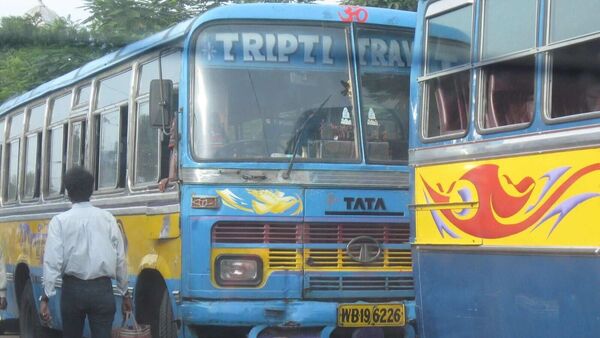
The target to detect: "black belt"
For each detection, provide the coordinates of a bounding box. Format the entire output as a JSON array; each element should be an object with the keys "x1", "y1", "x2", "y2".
[{"x1": 63, "y1": 274, "x2": 111, "y2": 282}]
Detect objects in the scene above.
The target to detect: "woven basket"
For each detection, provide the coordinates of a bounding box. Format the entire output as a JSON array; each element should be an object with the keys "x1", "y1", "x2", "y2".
[{"x1": 112, "y1": 312, "x2": 151, "y2": 338}]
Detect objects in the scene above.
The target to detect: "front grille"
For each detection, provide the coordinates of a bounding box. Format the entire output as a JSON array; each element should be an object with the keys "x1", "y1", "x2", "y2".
[
  {"x1": 304, "y1": 223, "x2": 409, "y2": 244},
  {"x1": 213, "y1": 222, "x2": 409, "y2": 244},
  {"x1": 268, "y1": 249, "x2": 301, "y2": 269},
  {"x1": 212, "y1": 222, "x2": 413, "y2": 297},
  {"x1": 306, "y1": 249, "x2": 412, "y2": 271},
  {"x1": 308, "y1": 276, "x2": 414, "y2": 291},
  {"x1": 212, "y1": 222, "x2": 300, "y2": 243}
]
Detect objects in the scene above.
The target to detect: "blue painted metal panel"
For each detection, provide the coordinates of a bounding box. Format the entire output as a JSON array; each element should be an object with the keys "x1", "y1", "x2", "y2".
[
  {"x1": 181, "y1": 185, "x2": 304, "y2": 299},
  {"x1": 182, "y1": 185, "x2": 304, "y2": 217},
  {"x1": 305, "y1": 189, "x2": 409, "y2": 219},
  {"x1": 182, "y1": 212, "x2": 303, "y2": 298},
  {"x1": 180, "y1": 299, "x2": 416, "y2": 328},
  {"x1": 181, "y1": 186, "x2": 414, "y2": 301},
  {"x1": 304, "y1": 271, "x2": 415, "y2": 299},
  {"x1": 187, "y1": 4, "x2": 415, "y2": 35},
  {"x1": 408, "y1": 1, "x2": 426, "y2": 151},
  {"x1": 303, "y1": 189, "x2": 412, "y2": 300},
  {"x1": 0, "y1": 265, "x2": 18, "y2": 321},
  {"x1": 415, "y1": 250, "x2": 600, "y2": 338},
  {"x1": 186, "y1": 271, "x2": 303, "y2": 299}
]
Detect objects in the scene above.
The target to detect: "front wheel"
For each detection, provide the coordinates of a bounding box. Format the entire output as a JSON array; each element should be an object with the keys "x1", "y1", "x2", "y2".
[
  {"x1": 19, "y1": 281, "x2": 54, "y2": 338},
  {"x1": 152, "y1": 288, "x2": 177, "y2": 338}
]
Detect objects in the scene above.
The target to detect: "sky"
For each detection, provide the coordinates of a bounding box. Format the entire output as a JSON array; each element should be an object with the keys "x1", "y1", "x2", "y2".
[
  {"x1": 1, "y1": 0, "x2": 89, "y2": 22},
  {"x1": 0, "y1": 0, "x2": 342, "y2": 23}
]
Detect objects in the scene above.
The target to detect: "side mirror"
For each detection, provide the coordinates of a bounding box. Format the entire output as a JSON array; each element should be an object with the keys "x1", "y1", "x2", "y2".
[{"x1": 149, "y1": 79, "x2": 174, "y2": 128}]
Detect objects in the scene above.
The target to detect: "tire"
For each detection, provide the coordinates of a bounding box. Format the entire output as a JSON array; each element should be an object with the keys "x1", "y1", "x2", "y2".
[
  {"x1": 152, "y1": 287, "x2": 177, "y2": 338},
  {"x1": 19, "y1": 281, "x2": 53, "y2": 338}
]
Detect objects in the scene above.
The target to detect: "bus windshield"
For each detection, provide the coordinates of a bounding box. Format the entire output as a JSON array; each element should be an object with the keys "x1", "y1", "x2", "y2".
[{"x1": 192, "y1": 24, "x2": 357, "y2": 162}]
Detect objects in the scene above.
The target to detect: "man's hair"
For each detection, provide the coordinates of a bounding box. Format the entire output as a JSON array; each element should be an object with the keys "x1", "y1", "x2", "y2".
[{"x1": 64, "y1": 166, "x2": 94, "y2": 202}]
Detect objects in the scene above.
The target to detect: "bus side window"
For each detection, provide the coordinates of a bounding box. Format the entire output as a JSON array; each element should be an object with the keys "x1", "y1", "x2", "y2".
[
  {"x1": 427, "y1": 72, "x2": 469, "y2": 135},
  {"x1": 23, "y1": 132, "x2": 42, "y2": 199},
  {"x1": 550, "y1": 39, "x2": 600, "y2": 118},
  {"x1": 482, "y1": 57, "x2": 535, "y2": 128},
  {"x1": 94, "y1": 69, "x2": 132, "y2": 191},
  {"x1": 5, "y1": 113, "x2": 24, "y2": 202},
  {"x1": 48, "y1": 92, "x2": 71, "y2": 197},
  {"x1": 479, "y1": 0, "x2": 536, "y2": 129},
  {"x1": 134, "y1": 51, "x2": 180, "y2": 187},
  {"x1": 423, "y1": 5, "x2": 472, "y2": 138},
  {"x1": 95, "y1": 106, "x2": 128, "y2": 190},
  {"x1": 47, "y1": 125, "x2": 68, "y2": 196},
  {"x1": 69, "y1": 120, "x2": 86, "y2": 168},
  {"x1": 118, "y1": 104, "x2": 128, "y2": 188},
  {"x1": 548, "y1": 0, "x2": 600, "y2": 119},
  {"x1": 5, "y1": 140, "x2": 20, "y2": 202},
  {"x1": 24, "y1": 103, "x2": 45, "y2": 200}
]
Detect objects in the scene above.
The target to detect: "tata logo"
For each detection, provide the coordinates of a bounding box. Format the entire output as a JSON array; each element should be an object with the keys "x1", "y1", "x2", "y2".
[
  {"x1": 346, "y1": 236, "x2": 382, "y2": 263},
  {"x1": 344, "y1": 197, "x2": 386, "y2": 211}
]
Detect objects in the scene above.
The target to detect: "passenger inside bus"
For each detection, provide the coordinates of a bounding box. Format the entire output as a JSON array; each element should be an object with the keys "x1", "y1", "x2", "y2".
[
  {"x1": 550, "y1": 38, "x2": 600, "y2": 117},
  {"x1": 426, "y1": 71, "x2": 469, "y2": 137},
  {"x1": 484, "y1": 58, "x2": 535, "y2": 128},
  {"x1": 581, "y1": 76, "x2": 600, "y2": 112}
]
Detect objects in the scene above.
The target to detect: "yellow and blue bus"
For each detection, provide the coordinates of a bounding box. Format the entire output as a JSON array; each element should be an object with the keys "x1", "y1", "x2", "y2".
[
  {"x1": 411, "y1": 0, "x2": 600, "y2": 337},
  {"x1": 0, "y1": 4, "x2": 417, "y2": 338}
]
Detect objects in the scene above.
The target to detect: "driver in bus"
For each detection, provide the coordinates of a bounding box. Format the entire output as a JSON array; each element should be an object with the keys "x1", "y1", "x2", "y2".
[
  {"x1": 159, "y1": 116, "x2": 178, "y2": 192},
  {"x1": 158, "y1": 112, "x2": 228, "y2": 191}
]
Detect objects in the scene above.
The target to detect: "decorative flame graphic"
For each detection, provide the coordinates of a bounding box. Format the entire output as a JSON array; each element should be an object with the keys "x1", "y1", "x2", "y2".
[
  {"x1": 422, "y1": 164, "x2": 600, "y2": 239},
  {"x1": 216, "y1": 189, "x2": 303, "y2": 216}
]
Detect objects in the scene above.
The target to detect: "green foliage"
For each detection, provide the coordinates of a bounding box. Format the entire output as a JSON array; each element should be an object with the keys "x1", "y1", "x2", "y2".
[
  {"x1": 0, "y1": 46, "x2": 102, "y2": 103},
  {"x1": 0, "y1": 15, "x2": 102, "y2": 104},
  {"x1": 341, "y1": 0, "x2": 417, "y2": 11},
  {"x1": 1, "y1": 0, "x2": 326, "y2": 105},
  {"x1": 82, "y1": 0, "x2": 228, "y2": 47},
  {"x1": 0, "y1": 15, "x2": 95, "y2": 48},
  {"x1": 82, "y1": 0, "x2": 315, "y2": 48}
]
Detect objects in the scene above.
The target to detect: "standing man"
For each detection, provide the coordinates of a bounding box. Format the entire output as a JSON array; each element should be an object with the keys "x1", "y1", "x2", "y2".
[
  {"x1": 40, "y1": 167, "x2": 131, "y2": 337},
  {"x1": 0, "y1": 247, "x2": 7, "y2": 310}
]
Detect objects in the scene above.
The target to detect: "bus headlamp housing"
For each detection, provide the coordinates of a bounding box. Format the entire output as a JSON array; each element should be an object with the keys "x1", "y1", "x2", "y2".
[{"x1": 215, "y1": 255, "x2": 263, "y2": 286}]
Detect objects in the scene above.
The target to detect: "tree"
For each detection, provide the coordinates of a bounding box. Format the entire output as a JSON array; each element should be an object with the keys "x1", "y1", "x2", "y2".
[
  {"x1": 82, "y1": 0, "x2": 314, "y2": 48},
  {"x1": 2, "y1": 0, "x2": 351, "y2": 104},
  {"x1": 341, "y1": 0, "x2": 417, "y2": 11},
  {"x1": 0, "y1": 15, "x2": 102, "y2": 103},
  {"x1": 82, "y1": 0, "x2": 228, "y2": 48}
]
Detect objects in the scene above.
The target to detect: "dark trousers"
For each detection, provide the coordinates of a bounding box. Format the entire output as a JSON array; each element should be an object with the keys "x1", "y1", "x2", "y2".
[{"x1": 61, "y1": 275, "x2": 116, "y2": 338}]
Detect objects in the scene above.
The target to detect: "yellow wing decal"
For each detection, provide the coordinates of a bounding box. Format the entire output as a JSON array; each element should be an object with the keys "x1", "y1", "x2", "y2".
[{"x1": 217, "y1": 189, "x2": 303, "y2": 215}]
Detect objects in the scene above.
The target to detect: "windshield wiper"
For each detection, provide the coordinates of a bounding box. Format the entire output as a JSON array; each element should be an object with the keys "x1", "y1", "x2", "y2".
[{"x1": 282, "y1": 95, "x2": 331, "y2": 180}]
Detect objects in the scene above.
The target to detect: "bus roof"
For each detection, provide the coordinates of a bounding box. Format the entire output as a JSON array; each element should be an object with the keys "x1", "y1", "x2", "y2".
[{"x1": 0, "y1": 4, "x2": 415, "y2": 117}]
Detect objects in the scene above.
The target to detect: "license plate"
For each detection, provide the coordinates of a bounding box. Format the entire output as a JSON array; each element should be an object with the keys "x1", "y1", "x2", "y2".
[{"x1": 337, "y1": 303, "x2": 405, "y2": 327}]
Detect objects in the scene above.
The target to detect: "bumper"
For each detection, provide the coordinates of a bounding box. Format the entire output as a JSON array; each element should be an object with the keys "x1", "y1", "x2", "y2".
[{"x1": 180, "y1": 299, "x2": 416, "y2": 328}]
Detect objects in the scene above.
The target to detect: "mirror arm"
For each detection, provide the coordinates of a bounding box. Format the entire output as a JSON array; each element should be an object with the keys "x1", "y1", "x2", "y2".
[{"x1": 158, "y1": 49, "x2": 172, "y2": 136}]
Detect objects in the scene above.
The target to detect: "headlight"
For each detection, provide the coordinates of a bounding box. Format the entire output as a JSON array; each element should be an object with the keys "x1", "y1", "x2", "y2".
[{"x1": 215, "y1": 255, "x2": 263, "y2": 286}]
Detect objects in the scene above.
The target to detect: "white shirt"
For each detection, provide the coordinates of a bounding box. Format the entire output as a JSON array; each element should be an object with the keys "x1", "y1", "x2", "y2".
[
  {"x1": 0, "y1": 248, "x2": 6, "y2": 298},
  {"x1": 43, "y1": 202, "x2": 127, "y2": 297}
]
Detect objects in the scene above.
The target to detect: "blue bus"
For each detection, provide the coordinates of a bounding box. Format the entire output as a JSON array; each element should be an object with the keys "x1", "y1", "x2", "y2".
[
  {"x1": 410, "y1": 0, "x2": 600, "y2": 337},
  {"x1": 0, "y1": 4, "x2": 417, "y2": 338}
]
